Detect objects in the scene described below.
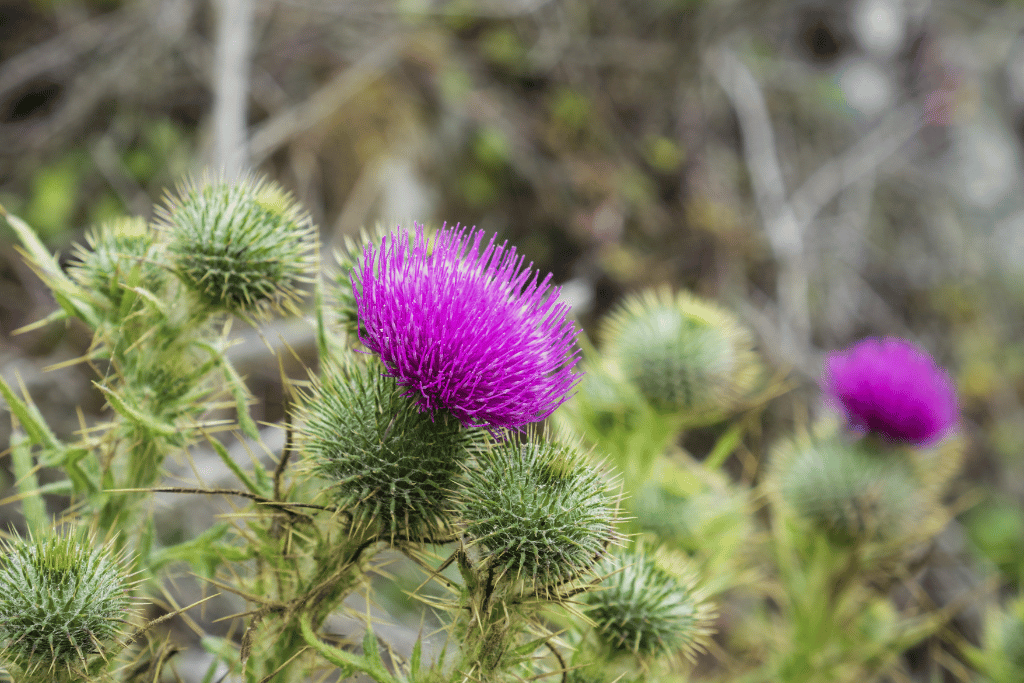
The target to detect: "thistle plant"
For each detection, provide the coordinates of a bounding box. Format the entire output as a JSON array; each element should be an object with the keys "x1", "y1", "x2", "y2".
[
  {"x1": 3, "y1": 173, "x2": 996, "y2": 683},
  {"x1": 580, "y1": 545, "x2": 714, "y2": 666},
  {"x1": 0, "y1": 531, "x2": 137, "y2": 683},
  {"x1": 457, "y1": 435, "x2": 617, "y2": 592},
  {"x1": 68, "y1": 217, "x2": 165, "y2": 314},
  {"x1": 822, "y1": 337, "x2": 959, "y2": 447},
  {"x1": 773, "y1": 434, "x2": 924, "y2": 546}
]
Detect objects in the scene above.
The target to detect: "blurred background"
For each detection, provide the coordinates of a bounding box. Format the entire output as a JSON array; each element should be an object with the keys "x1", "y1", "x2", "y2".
[{"x1": 2, "y1": 0, "x2": 1024, "y2": 678}]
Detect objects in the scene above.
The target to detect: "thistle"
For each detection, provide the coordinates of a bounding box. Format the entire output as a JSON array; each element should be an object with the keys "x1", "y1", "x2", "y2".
[
  {"x1": 457, "y1": 436, "x2": 617, "y2": 591},
  {"x1": 600, "y1": 288, "x2": 760, "y2": 421},
  {"x1": 295, "y1": 358, "x2": 474, "y2": 541},
  {"x1": 584, "y1": 545, "x2": 714, "y2": 662},
  {"x1": 352, "y1": 223, "x2": 581, "y2": 432},
  {"x1": 159, "y1": 175, "x2": 317, "y2": 318},
  {"x1": 0, "y1": 531, "x2": 136, "y2": 682},
  {"x1": 823, "y1": 337, "x2": 959, "y2": 446}
]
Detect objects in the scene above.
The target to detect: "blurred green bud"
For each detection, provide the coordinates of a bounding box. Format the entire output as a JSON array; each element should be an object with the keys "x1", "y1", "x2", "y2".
[
  {"x1": 601, "y1": 288, "x2": 761, "y2": 422},
  {"x1": 773, "y1": 435, "x2": 924, "y2": 546},
  {"x1": 1000, "y1": 598, "x2": 1024, "y2": 675},
  {"x1": 69, "y1": 217, "x2": 165, "y2": 312},
  {"x1": 0, "y1": 531, "x2": 136, "y2": 682},
  {"x1": 295, "y1": 358, "x2": 472, "y2": 541},
  {"x1": 159, "y1": 175, "x2": 316, "y2": 318},
  {"x1": 457, "y1": 436, "x2": 618, "y2": 592},
  {"x1": 585, "y1": 545, "x2": 714, "y2": 662}
]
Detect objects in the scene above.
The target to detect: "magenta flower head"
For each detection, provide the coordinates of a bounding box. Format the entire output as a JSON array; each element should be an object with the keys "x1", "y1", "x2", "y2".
[
  {"x1": 352, "y1": 223, "x2": 581, "y2": 431},
  {"x1": 822, "y1": 337, "x2": 959, "y2": 447}
]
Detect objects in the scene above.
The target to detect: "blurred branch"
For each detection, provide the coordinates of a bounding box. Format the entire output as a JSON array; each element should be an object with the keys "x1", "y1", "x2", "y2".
[
  {"x1": 790, "y1": 106, "x2": 922, "y2": 227},
  {"x1": 212, "y1": 0, "x2": 255, "y2": 178},
  {"x1": 248, "y1": 37, "x2": 405, "y2": 165},
  {"x1": 707, "y1": 47, "x2": 923, "y2": 365},
  {"x1": 706, "y1": 47, "x2": 810, "y2": 364}
]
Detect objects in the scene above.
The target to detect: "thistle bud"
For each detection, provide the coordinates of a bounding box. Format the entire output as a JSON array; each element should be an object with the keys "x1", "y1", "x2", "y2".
[
  {"x1": 295, "y1": 359, "x2": 472, "y2": 541},
  {"x1": 584, "y1": 545, "x2": 714, "y2": 662},
  {"x1": 772, "y1": 434, "x2": 925, "y2": 546},
  {"x1": 158, "y1": 175, "x2": 316, "y2": 318},
  {"x1": 457, "y1": 436, "x2": 617, "y2": 592},
  {"x1": 600, "y1": 288, "x2": 760, "y2": 422},
  {"x1": 69, "y1": 217, "x2": 165, "y2": 312},
  {"x1": 0, "y1": 531, "x2": 135, "y2": 682}
]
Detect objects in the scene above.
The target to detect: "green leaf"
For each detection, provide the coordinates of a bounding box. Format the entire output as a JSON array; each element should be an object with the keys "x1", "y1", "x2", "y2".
[
  {"x1": 95, "y1": 382, "x2": 179, "y2": 437},
  {"x1": 0, "y1": 372, "x2": 62, "y2": 452},
  {"x1": 704, "y1": 422, "x2": 743, "y2": 470},
  {"x1": 8, "y1": 426, "x2": 46, "y2": 533},
  {"x1": 207, "y1": 435, "x2": 265, "y2": 496}
]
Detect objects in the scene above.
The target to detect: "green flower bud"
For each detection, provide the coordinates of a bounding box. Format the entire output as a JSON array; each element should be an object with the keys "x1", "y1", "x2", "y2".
[
  {"x1": 600, "y1": 288, "x2": 761, "y2": 421},
  {"x1": 0, "y1": 531, "x2": 136, "y2": 681},
  {"x1": 295, "y1": 359, "x2": 472, "y2": 541},
  {"x1": 585, "y1": 545, "x2": 714, "y2": 662},
  {"x1": 457, "y1": 436, "x2": 618, "y2": 591},
  {"x1": 69, "y1": 217, "x2": 165, "y2": 312},
  {"x1": 773, "y1": 434, "x2": 924, "y2": 546},
  {"x1": 159, "y1": 175, "x2": 316, "y2": 317}
]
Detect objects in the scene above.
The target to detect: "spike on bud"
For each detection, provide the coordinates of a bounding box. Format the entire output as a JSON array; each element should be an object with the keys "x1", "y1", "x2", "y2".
[
  {"x1": 600, "y1": 288, "x2": 761, "y2": 421},
  {"x1": 158, "y1": 175, "x2": 317, "y2": 318},
  {"x1": 294, "y1": 359, "x2": 473, "y2": 542}
]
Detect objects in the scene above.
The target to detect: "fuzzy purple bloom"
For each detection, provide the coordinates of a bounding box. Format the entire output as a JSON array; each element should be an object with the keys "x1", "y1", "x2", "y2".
[
  {"x1": 352, "y1": 224, "x2": 581, "y2": 431},
  {"x1": 822, "y1": 337, "x2": 959, "y2": 447}
]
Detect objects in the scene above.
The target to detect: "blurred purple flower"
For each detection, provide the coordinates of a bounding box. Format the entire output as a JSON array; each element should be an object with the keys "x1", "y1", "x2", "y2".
[
  {"x1": 822, "y1": 337, "x2": 959, "y2": 446},
  {"x1": 353, "y1": 224, "x2": 581, "y2": 431}
]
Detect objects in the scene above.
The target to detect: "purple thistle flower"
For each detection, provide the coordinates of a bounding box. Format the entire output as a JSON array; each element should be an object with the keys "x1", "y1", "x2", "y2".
[
  {"x1": 352, "y1": 224, "x2": 581, "y2": 431},
  {"x1": 822, "y1": 337, "x2": 959, "y2": 447}
]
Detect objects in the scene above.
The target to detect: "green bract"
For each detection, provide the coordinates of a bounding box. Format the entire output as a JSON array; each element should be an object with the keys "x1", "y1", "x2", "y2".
[
  {"x1": 295, "y1": 359, "x2": 472, "y2": 541},
  {"x1": 0, "y1": 532, "x2": 134, "y2": 680},
  {"x1": 160, "y1": 176, "x2": 316, "y2": 317},
  {"x1": 458, "y1": 437, "x2": 616, "y2": 590}
]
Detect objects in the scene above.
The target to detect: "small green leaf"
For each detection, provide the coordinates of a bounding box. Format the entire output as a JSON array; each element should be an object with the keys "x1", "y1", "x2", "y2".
[
  {"x1": 95, "y1": 382, "x2": 179, "y2": 437},
  {"x1": 208, "y1": 435, "x2": 265, "y2": 496}
]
